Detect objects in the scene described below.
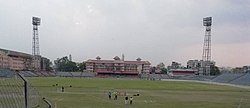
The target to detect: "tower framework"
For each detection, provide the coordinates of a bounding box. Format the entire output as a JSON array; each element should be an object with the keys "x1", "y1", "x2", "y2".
[
  {"x1": 32, "y1": 17, "x2": 41, "y2": 71},
  {"x1": 32, "y1": 17, "x2": 41, "y2": 56},
  {"x1": 202, "y1": 17, "x2": 212, "y2": 61}
]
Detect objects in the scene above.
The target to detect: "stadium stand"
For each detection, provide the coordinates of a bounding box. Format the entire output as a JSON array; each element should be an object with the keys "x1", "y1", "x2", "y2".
[
  {"x1": 229, "y1": 73, "x2": 250, "y2": 86},
  {"x1": 33, "y1": 71, "x2": 44, "y2": 76},
  {"x1": 212, "y1": 73, "x2": 245, "y2": 83},
  {"x1": 71, "y1": 72, "x2": 82, "y2": 77},
  {"x1": 160, "y1": 74, "x2": 170, "y2": 79},
  {"x1": 41, "y1": 71, "x2": 56, "y2": 77},
  {"x1": 15, "y1": 70, "x2": 250, "y2": 87},
  {"x1": 149, "y1": 74, "x2": 163, "y2": 80},
  {"x1": 20, "y1": 71, "x2": 38, "y2": 77},
  {"x1": 56, "y1": 72, "x2": 73, "y2": 77},
  {"x1": 0, "y1": 68, "x2": 16, "y2": 77},
  {"x1": 47, "y1": 71, "x2": 56, "y2": 76},
  {"x1": 40, "y1": 71, "x2": 49, "y2": 76},
  {"x1": 81, "y1": 72, "x2": 96, "y2": 77},
  {"x1": 0, "y1": 70, "x2": 52, "y2": 107},
  {"x1": 139, "y1": 74, "x2": 170, "y2": 80},
  {"x1": 173, "y1": 75, "x2": 216, "y2": 81}
]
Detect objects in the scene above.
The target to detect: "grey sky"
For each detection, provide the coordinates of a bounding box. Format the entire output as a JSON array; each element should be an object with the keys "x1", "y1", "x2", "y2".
[{"x1": 0, "y1": 0, "x2": 249, "y2": 67}]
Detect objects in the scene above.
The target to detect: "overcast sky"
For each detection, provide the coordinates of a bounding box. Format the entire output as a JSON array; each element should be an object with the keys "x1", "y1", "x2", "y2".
[{"x1": 0, "y1": 0, "x2": 249, "y2": 67}]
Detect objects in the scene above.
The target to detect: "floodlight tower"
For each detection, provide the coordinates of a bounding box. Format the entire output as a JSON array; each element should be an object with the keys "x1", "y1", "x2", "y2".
[
  {"x1": 32, "y1": 17, "x2": 41, "y2": 56},
  {"x1": 202, "y1": 17, "x2": 212, "y2": 62},
  {"x1": 202, "y1": 17, "x2": 212, "y2": 75},
  {"x1": 32, "y1": 17, "x2": 41, "y2": 71}
]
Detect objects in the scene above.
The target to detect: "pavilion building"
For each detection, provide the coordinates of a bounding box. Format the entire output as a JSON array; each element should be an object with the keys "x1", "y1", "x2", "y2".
[{"x1": 86, "y1": 56, "x2": 151, "y2": 76}]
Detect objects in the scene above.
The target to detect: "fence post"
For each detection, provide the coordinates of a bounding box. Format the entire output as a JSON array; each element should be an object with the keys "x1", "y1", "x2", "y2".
[
  {"x1": 17, "y1": 73, "x2": 29, "y2": 108},
  {"x1": 43, "y1": 97, "x2": 52, "y2": 108}
]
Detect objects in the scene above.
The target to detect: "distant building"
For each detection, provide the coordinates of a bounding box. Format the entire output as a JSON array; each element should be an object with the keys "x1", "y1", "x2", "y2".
[
  {"x1": 169, "y1": 69, "x2": 197, "y2": 76},
  {"x1": 0, "y1": 48, "x2": 49, "y2": 71},
  {"x1": 155, "y1": 63, "x2": 165, "y2": 74},
  {"x1": 242, "y1": 66, "x2": 250, "y2": 73},
  {"x1": 231, "y1": 66, "x2": 250, "y2": 73},
  {"x1": 187, "y1": 59, "x2": 215, "y2": 75},
  {"x1": 85, "y1": 56, "x2": 151, "y2": 76},
  {"x1": 219, "y1": 67, "x2": 233, "y2": 73},
  {"x1": 69, "y1": 54, "x2": 72, "y2": 61},
  {"x1": 170, "y1": 61, "x2": 182, "y2": 69}
]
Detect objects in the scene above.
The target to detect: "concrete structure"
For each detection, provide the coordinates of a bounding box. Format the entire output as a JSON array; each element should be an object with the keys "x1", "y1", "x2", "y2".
[
  {"x1": 86, "y1": 56, "x2": 151, "y2": 75},
  {"x1": 169, "y1": 69, "x2": 197, "y2": 76},
  {"x1": 155, "y1": 63, "x2": 165, "y2": 74},
  {"x1": 202, "y1": 17, "x2": 212, "y2": 61},
  {"x1": 0, "y1": 48, "x2": 48, "y2": 71},
  {"x1": 168, "y1": 61, "x2": 183, "y2": 69},
  {"x1": 187, "y1": 60, "x2": 215, "y2": 75}
]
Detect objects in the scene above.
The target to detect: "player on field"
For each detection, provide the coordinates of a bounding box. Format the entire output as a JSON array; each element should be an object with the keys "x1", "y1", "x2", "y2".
[
  {"x1": 108, "y1": 91, "x2": 112, "y2": 100},
  {"x1": 114, "y1": 91, "x2": 118, "y2": 100},
  {"x1": 125, "y1": 96, "x2": 129, "y2": 104},
  {"x1": 130, "y1": 97, "x2": 133, "y2": 104}
]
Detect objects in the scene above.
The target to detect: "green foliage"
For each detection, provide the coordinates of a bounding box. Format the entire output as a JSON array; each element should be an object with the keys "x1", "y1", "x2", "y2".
[
  {"x1": 160, "y1": 68, "x2": 168, "y2": 74},
  {"x1": 54, "y1": 56, "x2": 78, "y2": 72},
  {"x1": 77, "y1": 62, "x2": 86, "y2": 72},
  {"x1": 150, "y1": 66, "x2": 156, "y2": 73},
  {"x1": 210, "y1": 65, "x2": 220, "y2": 75},
  {"x1": 44, "y1": 59, "x2": 53, "y2": 71}
]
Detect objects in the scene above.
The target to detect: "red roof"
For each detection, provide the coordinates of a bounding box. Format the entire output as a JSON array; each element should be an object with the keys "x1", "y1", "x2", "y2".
[
  {"x1": 86, "y1": 59, "x2": 150, "y2": 65},
  {"x1": 96, "y1": 70, "x2": 138, "y2": 75}
]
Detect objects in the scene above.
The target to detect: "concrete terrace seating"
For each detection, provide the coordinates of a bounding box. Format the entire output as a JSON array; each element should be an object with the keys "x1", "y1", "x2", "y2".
[
  {"x1": 20, "y1": 71, "x2": 38, "y2": 77},
  {"x1": 138, "y1": 74, "x2": 170, "y2": 80},
  {"x1": 39, "y1": 71, "x2": 56, "y2": 77},
  {"x1": 47, "y1": 72, "x2": 56, "y2": 76},
  {"x1": 149, "y1": 74, "x2": 162, "y2": 80},
  {"x1": 81, "y1": 72, "x2": 95, "y2": 77},
  {"x1": 27, "y1": 71, "x2": 38, "y2": 77},
  {"x1": 229, "y1": 73, "x2": 250, "y2": 86},
  {"x1": 33, "y1": 71, "x2": 43, "y2": 76},
  {"x1": 56, "y1": 72, "x2": 73, "y2": 77},
  {"x1": 0, "y1": 68, "x2": 16, "y2": 77},
  {"x1": 212, "y1": 73, "x2": 245, "y2": 83},
  {"x1": 160, "y1": 74, "x2": 170, "y2": 79},
  {"x1": 176, "y1": 75, "x2": 216, "y2": 81},
  {"x1": 140, "y1": 74, "x2": 149, "y2": 79},
  {"x1": 71, "y1": 72, "x2": 82, "y2": 77}
]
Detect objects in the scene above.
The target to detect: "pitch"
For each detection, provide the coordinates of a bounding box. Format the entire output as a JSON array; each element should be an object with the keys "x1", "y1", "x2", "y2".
[{"x1": 29, "y1": 77, "x2": 250, "y2": 108}]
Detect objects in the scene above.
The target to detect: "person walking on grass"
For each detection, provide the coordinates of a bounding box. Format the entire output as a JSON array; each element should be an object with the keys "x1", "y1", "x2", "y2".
[
  {"x1": 125, "y1": 96, "x2": 129, "y2": 105},
  {"x1": 114, "y1": 91, "x2": 118, "y2": 100},
  {"x1": 130, "y1": 97, "x2": 133, "y2": 104},
  {"x1": 108, "y1": 91, "x2": 112, "y2": 100},
  {"x1": 61, "y1": 86, "x2": 64, "y2": 92}
]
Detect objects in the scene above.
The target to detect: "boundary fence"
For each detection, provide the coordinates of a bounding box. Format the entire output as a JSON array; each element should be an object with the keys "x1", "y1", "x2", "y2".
[{"x1": 0, "y1": 69, "x2": 52, "y2": 108}]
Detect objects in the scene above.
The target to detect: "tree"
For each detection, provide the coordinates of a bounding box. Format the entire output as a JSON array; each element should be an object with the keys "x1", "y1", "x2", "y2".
[
  {"x1": 210, "y1": 65, "x2": 220, "y2": 75},
  {"x1": 54, "y1": 56, "x2": 79, "y2": 72},
  {"x1": 150, "y1": 66, "x2": 156, "y2": 74},
  {"x1": 160, "y1": 68, "x2": 168, "y2": 74},
  {"x1": 77, "y1": 62, "x2": 86, "y2": 72},
  {"x1": 44, "y1": 59, "x2": 53, "y2": 71}
]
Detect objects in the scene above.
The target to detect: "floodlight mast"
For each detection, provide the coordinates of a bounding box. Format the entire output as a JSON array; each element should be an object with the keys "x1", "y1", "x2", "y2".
[
  {"x1": 32, "y1": 17, "x2": 41, "y2": 71},
  {"x1": 32, "y1": 17, "x2": 41, "y2": 56},
  {"x1": 202, "y1": 17, "x2": 212, "y2": 62}
]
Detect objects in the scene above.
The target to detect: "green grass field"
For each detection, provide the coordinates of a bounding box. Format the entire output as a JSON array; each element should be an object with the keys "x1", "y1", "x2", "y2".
[{"x1": 28, "y1": 77, "x2": 250, "y2": 108}]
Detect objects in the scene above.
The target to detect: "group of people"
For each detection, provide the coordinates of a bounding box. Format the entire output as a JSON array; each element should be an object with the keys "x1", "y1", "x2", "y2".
[
  {"x1": 107, "y1": 91, "x2": 133, "y2": 105},
  {"x1": 108, "y1": 91, "x2": 117, "y2": 100},
  {"x1": 125, "y1": 96, "x2": 133, "y2": 105}
]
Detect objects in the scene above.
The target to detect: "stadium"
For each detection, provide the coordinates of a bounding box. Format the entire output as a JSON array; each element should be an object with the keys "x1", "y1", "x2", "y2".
[
  {"x1": 1, "y1": 1, "x2": 250, "y2": 108},
  {"x1": 0, "y1": 33, "x2": 250, "y2": 108},
  {"x1": 1, "y1": 69, "x2": 250, "y2": 108}
]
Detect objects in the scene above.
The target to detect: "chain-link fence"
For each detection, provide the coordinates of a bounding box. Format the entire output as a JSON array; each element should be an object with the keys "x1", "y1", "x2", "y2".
[{"x1": 0, "y1": 69, "x2": 51, "y2": 108}]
